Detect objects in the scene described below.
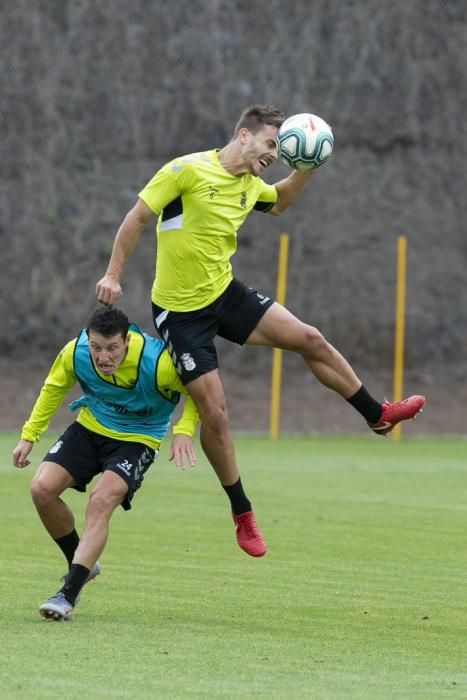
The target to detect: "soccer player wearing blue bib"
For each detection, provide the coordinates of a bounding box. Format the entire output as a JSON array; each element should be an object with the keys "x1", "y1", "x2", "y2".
[
  {"x1": 12, "y1": 307, "x2": 198, "y2": 621},
  {"x1": 96, "y1": 104, "x2": 425, "y2": 559}
]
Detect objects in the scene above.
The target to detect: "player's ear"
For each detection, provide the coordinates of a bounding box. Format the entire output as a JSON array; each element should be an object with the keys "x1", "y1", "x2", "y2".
[{"x1": 238, "y1": 127, "x2": 249, "y2": 143}]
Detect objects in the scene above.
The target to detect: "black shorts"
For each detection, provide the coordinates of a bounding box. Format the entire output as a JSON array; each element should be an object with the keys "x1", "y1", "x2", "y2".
[
  {"x1": 151, "y1": 278, "x2": 274, "y2": 384},
  {"x1": 43, "y1": 422, "x2": 156, "y2": 511}
]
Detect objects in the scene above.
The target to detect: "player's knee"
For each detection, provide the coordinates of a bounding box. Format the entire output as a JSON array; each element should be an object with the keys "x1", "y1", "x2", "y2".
[
  {"x1": 88, "y1": 484, "x2": 125, "y2": 516},
  {"x1": 301, "y1": 325, "x2": 329, "y2": 358},
  {"x1": 30, "y1": 476, "x2": 58, "y2": 507},
  {"x1": 200, "y1": 402, "x2": 230, "y2": 435}
]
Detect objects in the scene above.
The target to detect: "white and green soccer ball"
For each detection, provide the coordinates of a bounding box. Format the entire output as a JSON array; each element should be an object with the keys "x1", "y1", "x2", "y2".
[{"x1": 276, "y1": 113, "x2": 334, "y2": 171}]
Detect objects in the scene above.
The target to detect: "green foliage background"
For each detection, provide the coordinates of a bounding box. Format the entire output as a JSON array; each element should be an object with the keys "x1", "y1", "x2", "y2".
[{"x1": 1, "y1": 1, "x2": 466, "y2": 381}]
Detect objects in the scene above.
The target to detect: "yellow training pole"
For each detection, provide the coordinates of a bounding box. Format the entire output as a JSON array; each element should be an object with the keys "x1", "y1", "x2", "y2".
[
  {"x1": 392, "y1": 235, "x2": 407, "y2": 442},
  {"x1": 269, "y1": 233, "x2": 290, "y2": 440}
]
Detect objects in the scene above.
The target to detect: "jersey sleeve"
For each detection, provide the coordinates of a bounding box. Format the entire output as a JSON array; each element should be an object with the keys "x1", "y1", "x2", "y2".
[
  {"x1": 21, "y1": 340, "x2": 77, "y2": 442},
  {"x1": 172, "y1": 395, "x2": 199, "y2": 437},
  {"x1": 156, "y1": 350, "x2": 199, "y2": 437},
  {"x1": 253, "y1": 180, "x2": 278, "y2": 212},
  {"x1": 138, "y1": 160, "x2": 186, "y2": 215}
]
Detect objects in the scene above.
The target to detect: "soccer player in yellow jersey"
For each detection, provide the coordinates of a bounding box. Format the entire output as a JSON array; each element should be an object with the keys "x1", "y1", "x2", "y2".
[
  {"x1": 96, "y1": 105, "x2": 425, "y2": 558},
  {"x1": 12, "y1": 307, "x2": 198, "y2": 621}
]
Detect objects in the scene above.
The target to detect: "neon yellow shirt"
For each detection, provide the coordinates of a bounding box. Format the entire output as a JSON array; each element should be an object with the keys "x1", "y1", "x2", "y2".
[
  {"x1": 21, "y1": 336, "x2": 199, "y2": 451},
  {"x1": 138, "y1": 149, "x2": 277, "y2": 311}
]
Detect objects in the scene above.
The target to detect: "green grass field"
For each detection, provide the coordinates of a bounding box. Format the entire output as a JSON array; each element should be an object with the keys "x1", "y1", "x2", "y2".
[{"x1": 1, "y1": 432, "x2": 467, "y2": 699}]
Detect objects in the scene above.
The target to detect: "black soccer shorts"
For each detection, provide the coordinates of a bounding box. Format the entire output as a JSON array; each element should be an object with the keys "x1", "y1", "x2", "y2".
[
  {"x1": 43, "y1": 422, "x2": 156, "y2": 511},
  {"x1": 152, "y1": 278, "x2": 274, "y2": 385}
]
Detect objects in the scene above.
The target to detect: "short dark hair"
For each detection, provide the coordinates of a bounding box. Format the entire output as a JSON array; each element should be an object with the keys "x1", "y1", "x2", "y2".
[
  {"x1": 233, "y1": 104, "x2": 285, "y2": 137},
  {"x1": 86, "y1": 307, "x2": 129, "y2": 339}
]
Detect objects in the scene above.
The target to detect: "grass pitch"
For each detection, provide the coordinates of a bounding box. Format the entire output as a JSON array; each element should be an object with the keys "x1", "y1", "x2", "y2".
[{"x1": 1, "y1": 432, "x2": 466, "y2": 698}]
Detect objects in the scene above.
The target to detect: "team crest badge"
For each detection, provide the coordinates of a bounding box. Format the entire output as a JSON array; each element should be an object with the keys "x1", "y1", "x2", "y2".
[{"x1": 181, "y1": 353, "x2": 196, "y2": 371}]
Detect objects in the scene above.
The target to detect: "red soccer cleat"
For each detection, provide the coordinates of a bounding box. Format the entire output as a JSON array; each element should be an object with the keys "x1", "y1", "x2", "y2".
[
  {"x1": 370, "y1": 395, "x2": 426, "y2": 436},
  {"x1": 233, "y1": 511, "x2": 266, "y2": 557}
]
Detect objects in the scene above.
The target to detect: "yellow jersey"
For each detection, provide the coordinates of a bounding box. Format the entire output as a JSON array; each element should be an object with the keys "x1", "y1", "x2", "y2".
[
  {"x1": 138, "y1": 149, "x2": 277, "y2": 311},
  {"x1": 21, "y1": 335, "x2": 199, "y2": 451}
]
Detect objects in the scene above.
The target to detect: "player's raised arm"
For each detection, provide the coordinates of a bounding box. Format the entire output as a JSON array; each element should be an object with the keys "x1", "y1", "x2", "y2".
[
  {"x1": 270, "y1": 169, "x2": 315, "y2": 215},
  {"x1": 96, "y1": 198, "x2": 154, "y2": 306}
]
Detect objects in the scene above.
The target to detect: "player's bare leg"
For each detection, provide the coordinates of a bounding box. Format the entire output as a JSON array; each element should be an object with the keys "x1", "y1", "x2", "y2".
[
  {"x1": 187, "y1": 371, "x2": 239, "y2": 484},
  {"x1": 30, "y1": 462, "x2": 76, "y2": 538},
  {"x1": 247, "y1": 303, "x2": 360, "y2": 397},
  {"x1": 40, "y1": 471, "x2": 124, "y2": 621},
  {"x1": 247, "y1": 303, "x2": 425, "y2": 433},
  {"x1": 187, "y1": 370, "x2": 266, "y2": 556},
  {"x1": 72, "y1": 471, "x2": 127, "y2": 570}
]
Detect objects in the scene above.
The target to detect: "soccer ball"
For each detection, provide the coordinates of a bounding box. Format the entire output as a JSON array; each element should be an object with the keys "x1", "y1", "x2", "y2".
[{"x1": 276, "y1": 113, "x2": 334, "y2": 171}]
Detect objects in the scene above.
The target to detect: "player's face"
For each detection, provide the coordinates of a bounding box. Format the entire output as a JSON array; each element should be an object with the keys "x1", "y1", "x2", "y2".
[
  {"x1": 88, "y1": 331, "x2": 129, "y2": 376},
  {"x1": 242, "y1": 125, "x2": 278, "y2": 176}
]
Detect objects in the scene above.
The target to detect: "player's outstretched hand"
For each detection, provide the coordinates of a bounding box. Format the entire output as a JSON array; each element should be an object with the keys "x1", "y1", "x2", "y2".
[
  {"x1": 96, "y1": 274, "x2": 123, "y2": 306},
  {"x1": 12, "y1": 440, "x2": 34, "y2": 468},
  {"x1": 169, "y1": 434, "x2": 197, "y2": 470}
]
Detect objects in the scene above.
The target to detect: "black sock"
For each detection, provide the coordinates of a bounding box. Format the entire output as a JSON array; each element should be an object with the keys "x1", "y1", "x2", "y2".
[
  {"x1": 347, "y1": 385, "x2": 382, "y2": 424},
  {"x1": 60, "y1": 563, "x2": 90, "y2": 606},
  {"x1": 223, "y1": 478, "x2": 252, "y2": 516},
  {"x1": 54, "y1": 529, "x2": 80, "y2": 567}
]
